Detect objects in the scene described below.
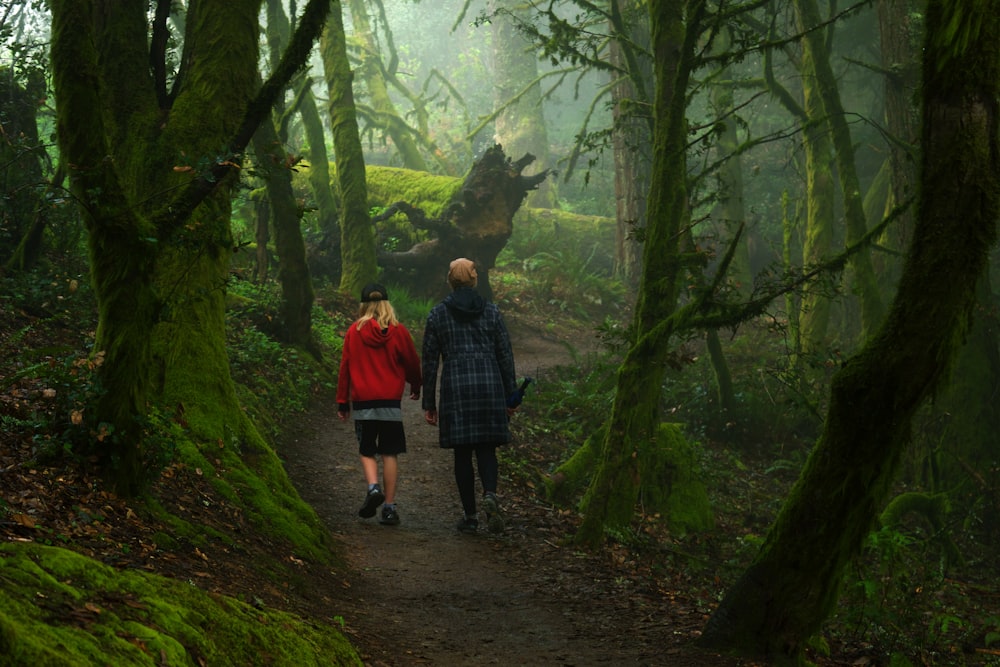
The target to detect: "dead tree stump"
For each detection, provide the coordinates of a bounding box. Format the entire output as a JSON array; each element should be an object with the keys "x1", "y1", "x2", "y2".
[{"x1": 374, "y1": 144, "x2": 549, "y2": 301}]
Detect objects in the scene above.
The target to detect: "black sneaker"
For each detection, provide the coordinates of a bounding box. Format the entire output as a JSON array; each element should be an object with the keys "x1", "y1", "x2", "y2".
[
  {"x1": 456, "y1": 516, "x2": 478, "y2": 535},
  {"x1": 482, "y1": 493, "x2": 505, "y2": 534},
  {"x1": 379, "y1": 505, "x2": 400, "y2": 526},
  {"x1": 358, "y1": 486, "x2": 384, "y2": 518}
]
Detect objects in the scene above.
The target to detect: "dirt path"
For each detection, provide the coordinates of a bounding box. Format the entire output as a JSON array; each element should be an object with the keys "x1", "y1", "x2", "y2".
[{"x1": 280, "y1": 323, "x2": 733, "y2": 666}]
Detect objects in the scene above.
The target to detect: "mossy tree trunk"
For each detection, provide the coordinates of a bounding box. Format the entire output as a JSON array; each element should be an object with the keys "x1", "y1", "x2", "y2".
[
  {"x1": 765, "y1": 22, "x2": 836, "y2": 357},
  {"x1": 347, "y1": 0, "x2": 429, "y2": 173},
  {"x1": 794, "y1": 0, "x2": 885, "y2": 343},
  {"x1": 320, "y1": 4, "x2": 377, "y2": 298},
  {"x1": 574, "y1": 0, "x2": 706, "y2": 547},
  {"x1": 699, "y1": 3, "x2": 1000, "y2": 661},
  {"x1": 931, "y1": 273, "x2": 1000, "y2": 509},
  {"x1": 252, "y1": 122, "x2": 318, "y2": 356},
  {"x1": 490, "y1": 0, "x2": 556, "y2": 209},
  {"x1": 49, "y1": 0, "x2": 331, "y2": 494},
  {"x1": 256, "y1": 2, "x2": 318, "y2": 356},
  {"x1": 0, "y1": 68, "x2": 46, "y2": 271}
]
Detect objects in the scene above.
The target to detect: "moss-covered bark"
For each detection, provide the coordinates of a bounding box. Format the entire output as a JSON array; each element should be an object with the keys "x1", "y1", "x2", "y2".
[
  {"x1": 49, "y1": 0, "x2": 331, "y2": 499},
  {"x1": 795, "y1": 0, "x2": 885, "y2": 343},
  {"x1": 766, "y1": 24, "x2": 836, "y2": 356},
  {"x1": 252, "y1": 121, "x2": 317, "y2": 355},
  {"x1": 347, "y1": 0, "x2": 428, "y2": 173},
  {"x1": 320, "y1": 4, "x2": 377, "y2": 297},
  {"x1": 699, "y1": 3, "x2": 1000, "y2": 660},
  {"x1": 574, "y1": 0, "x2": 705, "y2": 546}
]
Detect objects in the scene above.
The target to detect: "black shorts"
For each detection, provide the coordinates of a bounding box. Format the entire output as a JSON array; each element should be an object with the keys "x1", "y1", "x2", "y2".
[{"x1": 355, "y1": 420, "x2": 407, "y2": 457}]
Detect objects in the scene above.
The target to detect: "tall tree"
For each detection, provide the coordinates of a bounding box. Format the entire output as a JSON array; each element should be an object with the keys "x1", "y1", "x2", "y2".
[
  {"x1": 609, "y1": 0, "x2": 652, "y2": 291},
  {"x1": 254, "y1": 0, "x2": 318, "y2": 355},
  {"x1": 574, "y1": 0, "x2": 707, "y2": 545},
  {"x1": 490, "y1": 0, "x2": 556, "y2": 208},
  {"x1": 347, "y1": 0, "x2": 429, "y2": 172},
  {"x1": 699, "y1": 1, "x2": 1000, "y2": 660},
  {"x1": 793, "y1": 0, "x2": 885, "y2": 342},
  {"x1": 49, "y1": 0, "x2": 330, "y2": 493},
  {"x1": 320, "y1": 1, "x2": 377, "y2": 296}
]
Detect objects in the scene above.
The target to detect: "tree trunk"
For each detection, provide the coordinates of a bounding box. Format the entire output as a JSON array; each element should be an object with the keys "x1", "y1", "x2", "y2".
[
  {"x1": 320, "y1": 3, "x2": 377, "y2": 298},
  {"x1": 874, "y1": 0, "x2": 919, "y2": 295},
  {"x1": 50, "y1": 0, "x2": 330, "y2": 494},
  {"x1": 609, "y1": 0, "x2": 652, "y2": 292},
  {"x1": 699, "y1": 3, "x2": 1000, "y2": 660},
  {"x1": 574, "y1": 0, "x2": 705, "y2": 546},
  {"x1": 490, "y1": 0, "x2": 556, "y2": 209},
  {"x1": 252, "y1": 123, "x2": 317, "y2": 356},
  {"x1": 794, "y1": 0, "x2": 885, "y2": 343},
  {"x1": 765, "y1": 22, "x2": 836, "y2": 356},
  {"x1": 347, "y1": 0, "x2": 429, "y2": 172}
]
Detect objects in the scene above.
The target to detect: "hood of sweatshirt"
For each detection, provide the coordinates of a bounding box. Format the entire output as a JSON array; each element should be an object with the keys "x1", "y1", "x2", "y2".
[
  {"x1": 444, "y1": 286, "x2": 486, "y2": 321},
  {"x1": 358, "y1": 319, "x2": 393, "y2": 348}
]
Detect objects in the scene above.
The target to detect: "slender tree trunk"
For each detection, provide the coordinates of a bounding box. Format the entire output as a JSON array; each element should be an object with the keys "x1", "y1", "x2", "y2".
[
  {"x1": 875, "y1": 0, "x2": 919, "y2": 294},
  {"x1": 295, "y1": 77, "x2": 340, "y2": 239},
  {"x1": 490, "y1": 0, "x2": 556, "y2": 208},
  {"x1": 609, "y1": 0, "x2": 652, "y2": 292},
  {"x1": 576, "y1": 0, "x2": 706, "y2": 546},
  {"x1": 320, "y1": 3, "x2": 377, "y2": 297},
  {"x1": 699, "y1": 3, "x2": 1000, "y2": 660},
  {"x1": 794, "y1": 0, "x2": 885, "y2": 342},
  {"x1": 763, "y1": 22, "x2": 835, "y2": 357},
  {"x1": 252, "y1": 123, "x2": 318, "y2": 355},
  {"x1": 795, "y1": 34, "x2": 836, "y2": 356},
  {"x1": 347, "y1": 0, "x2": 428, "y2": 172}
]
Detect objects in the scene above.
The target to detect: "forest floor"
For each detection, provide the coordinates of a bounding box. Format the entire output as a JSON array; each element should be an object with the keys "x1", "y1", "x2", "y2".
[
  {"x1": 4, "y1": 279, "x2": 998, "y2": 666},
  {"x1": 275, "y1": 316, "x2": 752, "y2": 667}
]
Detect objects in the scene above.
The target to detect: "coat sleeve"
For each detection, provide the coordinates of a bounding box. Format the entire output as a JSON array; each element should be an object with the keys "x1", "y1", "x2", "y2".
[
  {"x1": 421, "y1": 310, "x2": 441, "y2": 411},
  {"x1": 494, "y1": 308, "x2": 517, "y2": 397}
]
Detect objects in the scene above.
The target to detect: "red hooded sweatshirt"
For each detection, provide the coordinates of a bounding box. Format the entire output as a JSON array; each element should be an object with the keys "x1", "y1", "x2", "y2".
[{"x1": 336, "y1": 319, "x2": 421, "y2": 416}]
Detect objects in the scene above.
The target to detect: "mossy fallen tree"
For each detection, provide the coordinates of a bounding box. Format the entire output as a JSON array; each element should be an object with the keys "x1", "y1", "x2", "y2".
[{"x1": 365, "y1": 144, "x2": 549, "y2": 300}]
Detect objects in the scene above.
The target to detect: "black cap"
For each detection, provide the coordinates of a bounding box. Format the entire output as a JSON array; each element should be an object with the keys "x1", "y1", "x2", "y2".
[{"x1": 360, "y1": 283, "x2": 388, "y2": 302}]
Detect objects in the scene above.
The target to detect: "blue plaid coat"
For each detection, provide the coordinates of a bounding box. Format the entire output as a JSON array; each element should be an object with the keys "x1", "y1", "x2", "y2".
[{"x1": 421, "y1": 287, "x2": 517, "y2": 448}]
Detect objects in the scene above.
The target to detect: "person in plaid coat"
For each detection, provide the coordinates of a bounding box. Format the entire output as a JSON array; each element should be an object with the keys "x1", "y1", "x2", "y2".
[{"x1": 422, "y1": 258, "x2": 518, "y2": 534}]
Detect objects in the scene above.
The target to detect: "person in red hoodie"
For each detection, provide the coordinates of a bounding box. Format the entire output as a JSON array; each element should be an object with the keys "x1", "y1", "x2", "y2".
[{"x1": 337, "y1": 283, "x2": 422, "y2": 525}]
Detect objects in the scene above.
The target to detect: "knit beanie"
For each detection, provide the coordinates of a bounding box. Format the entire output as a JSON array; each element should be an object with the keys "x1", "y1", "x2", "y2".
[{"x1": 447, "y1": 258, "x2": 478, "y2": 289}]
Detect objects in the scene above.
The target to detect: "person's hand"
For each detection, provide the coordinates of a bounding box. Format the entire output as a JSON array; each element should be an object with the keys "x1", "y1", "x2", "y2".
[
  {"x1": 424, "y1": 409, "x2": 438, "y2": 425},
  {"x1": 409, "y1": 390, "x2": 420, "y2": 400},
  {"x1": 337, "y1": 409, "x2": 349, "y2": 422},
  {"x1": 506, "y1": 407, "x2": 516, "y2": 418}
]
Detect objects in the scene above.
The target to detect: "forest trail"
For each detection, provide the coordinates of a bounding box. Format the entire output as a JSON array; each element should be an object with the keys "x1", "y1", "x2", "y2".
[{"x1": 278, "y1": 321, "x2": 740, "y2": 666}]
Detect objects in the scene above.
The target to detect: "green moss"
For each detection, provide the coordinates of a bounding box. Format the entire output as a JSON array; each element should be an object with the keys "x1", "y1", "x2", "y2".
[
  {"x1": 364, "y1": 166, "x2": 461, "y2": 217},
  {"x1": 0, "y1": 543, "x2": 361, "y2": 666},
  {"x1": 640, "y1": 423, "x2": 715, "y2": 536}
]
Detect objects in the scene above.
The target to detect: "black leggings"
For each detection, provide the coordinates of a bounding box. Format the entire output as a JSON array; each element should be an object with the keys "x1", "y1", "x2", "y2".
[{"x1": 453, "y1": 446, "x2": 498, "y2": 517}]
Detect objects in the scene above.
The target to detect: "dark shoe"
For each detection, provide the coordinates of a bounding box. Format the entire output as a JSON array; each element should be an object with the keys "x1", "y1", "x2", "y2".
[
  {"x1": 379, "y1": 505, "x2": 400, "y2": 526},
  {"x1": 456, "y1": 516, "x2": 478, "y2": 535},
  {"x1": 358, "y1": 486, "x2": 384, "y2": 518},
  {"x1": 482, "y1": 493, "x2": 505, "y2": 534}
]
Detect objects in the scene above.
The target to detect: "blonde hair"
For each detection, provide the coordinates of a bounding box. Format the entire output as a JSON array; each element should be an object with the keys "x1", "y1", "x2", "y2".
[{"x1": 356, "y1": 300, "x2": 399, "y2": 330}]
